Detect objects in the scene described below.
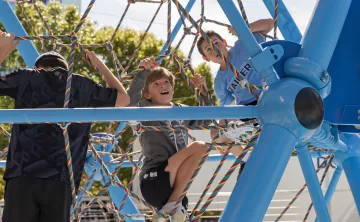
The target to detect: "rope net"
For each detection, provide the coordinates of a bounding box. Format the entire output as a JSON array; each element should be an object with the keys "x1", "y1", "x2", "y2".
[{"x1": 1, "y1": 0, "x2": 335, "y2": 221}]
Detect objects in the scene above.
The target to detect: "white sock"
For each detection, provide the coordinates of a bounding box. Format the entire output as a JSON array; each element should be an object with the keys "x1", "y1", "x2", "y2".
[{"x1": 162, "y1": 201, "x2": 177, "y2": 213}]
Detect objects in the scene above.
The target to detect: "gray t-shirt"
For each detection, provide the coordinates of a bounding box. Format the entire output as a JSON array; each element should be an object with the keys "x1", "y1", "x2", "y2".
[{"x1": 127, "y1": 70, "x2": 212, "y2": 178}]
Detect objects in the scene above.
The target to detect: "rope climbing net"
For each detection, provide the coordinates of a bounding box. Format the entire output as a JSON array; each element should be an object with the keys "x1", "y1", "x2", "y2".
[{"x1": 1, "y1": 0, "x2": 336, "y2": 221}]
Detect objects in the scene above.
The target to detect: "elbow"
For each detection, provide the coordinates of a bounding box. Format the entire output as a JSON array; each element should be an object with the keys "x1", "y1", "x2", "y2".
[{"x1": 115, "y1": 92, "x2": 130, "y2": 107}]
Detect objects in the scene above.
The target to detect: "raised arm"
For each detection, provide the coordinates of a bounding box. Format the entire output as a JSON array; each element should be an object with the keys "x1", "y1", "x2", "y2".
[
  {"x1": 84, "y1": 50, "x2": 129, "y2": 107},
  {"x1": 228, "y1": 18, "x2": 274, "y2": 36},
  {"x1": 249, "y1": 18, "x2": 274, "y2": 34},
  {"x1": 0, "y1": 31, "x2": 20, "y2": 64},
  {"x1": 127, "y1": 57, "x2": 160, "y2": 106}
]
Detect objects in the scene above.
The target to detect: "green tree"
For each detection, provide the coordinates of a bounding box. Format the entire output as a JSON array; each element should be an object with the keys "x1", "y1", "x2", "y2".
[{"x1": 0, "y1": 1, "x2": 214, "y2": 197}]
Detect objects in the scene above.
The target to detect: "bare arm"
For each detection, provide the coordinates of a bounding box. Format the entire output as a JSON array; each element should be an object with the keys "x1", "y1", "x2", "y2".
[
  {"x1": 0, "y1": 31, "x2": 20, "y2": 64},
  {"x1": 249, "y1": 18, "x2": 274, "y2": 34},
  {"x1": 228, "y1": 18, "x2": 274, "y2": 36},
  {"x1": 85, "y1": 50, "x2": 129, "y2": 107}
]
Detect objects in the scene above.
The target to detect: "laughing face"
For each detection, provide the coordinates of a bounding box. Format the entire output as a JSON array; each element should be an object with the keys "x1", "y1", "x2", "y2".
[{"x1": 144, "y1": 77, "x2": 174, "y2": 105}]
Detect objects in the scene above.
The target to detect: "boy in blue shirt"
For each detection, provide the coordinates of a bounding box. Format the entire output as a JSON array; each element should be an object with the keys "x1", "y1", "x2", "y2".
[
  {"x1": 197, "y1": 19, "x2": 273, "y2": 177},
  {"x1": 197, "y1": 19, "x2": 273, "y2": 106}
]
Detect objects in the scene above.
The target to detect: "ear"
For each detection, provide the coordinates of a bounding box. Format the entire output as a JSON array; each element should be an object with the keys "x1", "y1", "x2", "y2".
[
  {"x1": 34, "y1": 66, "x2": 38, "y2": 70},
  {"x1": 143, "y1": 91, "x2": 151, "y2": 100},
  {"x1": 202, "y1": 56, "x2": 210, "y2": 62}
]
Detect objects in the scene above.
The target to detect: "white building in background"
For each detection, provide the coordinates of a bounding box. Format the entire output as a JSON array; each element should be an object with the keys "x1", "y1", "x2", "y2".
[{"x1": 60, "y1": 0, "x2": 81, "y2": 11}]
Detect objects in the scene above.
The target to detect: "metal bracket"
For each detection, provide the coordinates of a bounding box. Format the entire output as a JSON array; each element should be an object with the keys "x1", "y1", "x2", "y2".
[{"x1": 249, "y1": 44, "x2": 284, "y2": 74}]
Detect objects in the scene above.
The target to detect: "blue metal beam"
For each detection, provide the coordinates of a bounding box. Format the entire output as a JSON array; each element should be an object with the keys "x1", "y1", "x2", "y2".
[
  {"x1": 0, "y1": 152, "x2": 334, "y2": 169},
  {"x1": 0, "y1": 0, "x2": 39, "y2": 67},
  {"x1": 299, "y1": 0, "x2": 352, "y2": 69},
  {"x1": 220, "y1": 124, "x2": 297, "y2": 221},
  {"x1": 0, "y1": 106, "x2": 258, "y2": 124},
  {"x1": 314, "y1": 166, "x2": 343, "y2": 222},
  {"x1": 296, "y1": 143, "x2": 331, "y2": 222},
  {"x1": 262, "y1": 0, "x2": 302, "y2": 42}
]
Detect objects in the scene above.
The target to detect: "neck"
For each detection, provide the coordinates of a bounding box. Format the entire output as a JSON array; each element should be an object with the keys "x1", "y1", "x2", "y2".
[{"x1": 219, "y1": 50, "x2": 230, "y2": 71}]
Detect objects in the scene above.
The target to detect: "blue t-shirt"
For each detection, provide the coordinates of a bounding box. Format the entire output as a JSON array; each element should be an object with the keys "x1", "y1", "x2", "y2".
[
  {"x1": 0, "y1": 68, "x2": 117, "y2": 190},
  {"x1": 214, "y1": 33, "x2": 265, "y2": 106}
]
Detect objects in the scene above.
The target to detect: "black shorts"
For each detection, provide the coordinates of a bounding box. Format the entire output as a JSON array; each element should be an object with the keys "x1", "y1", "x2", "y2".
[
  {"x1": 140, "y1": 161, "x2": 188, "y2": 210},
  {"x1": 2, "y1": 177, "x2": 72, "y2": 222}
]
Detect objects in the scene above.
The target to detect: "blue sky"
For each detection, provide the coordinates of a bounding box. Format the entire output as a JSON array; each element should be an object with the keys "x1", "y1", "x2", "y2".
[{"x1": 80, "y1": 0, "x2": 317, "y2": 72}]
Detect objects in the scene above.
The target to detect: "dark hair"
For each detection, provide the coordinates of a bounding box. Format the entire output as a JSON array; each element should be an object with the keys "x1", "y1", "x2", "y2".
[
  {"x1": 35, "y1": 56, "x2": 69, "y2": 70},
  {"x1": 143, "y1": 67, "x2": 175, "y2": 94},
  {"x1": 196, "y1": 30, "x2": 224, "y2": 57},
  {"x1": 34, "y1": 52, "x2": 69, "y2": 70}
]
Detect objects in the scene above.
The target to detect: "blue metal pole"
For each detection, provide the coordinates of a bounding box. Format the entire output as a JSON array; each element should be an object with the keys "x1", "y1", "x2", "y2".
[
  {"x1": 262, "y1": 0, "x2": 302, "y2": 43},
  {"x1": 217, "y1": 0, "x2": 279, "y2": 86},
  {"x1": 299, "y1": 0, "x2": 352, "y2": 69},
  {"x1": 296, "y1": 143, "x2": 331, "y2": 222},
  {"x1": 0, "y1": 106, "x2": 258, "y2": 124},
  {"x1": 0, "y1": 0, "x2": 39, "y2": 67},
  {"x1": 324, "y1": 166, "x2": 342, "y2": 205},
  {"x1": 314, "y1": 166, "x2": 343, "y2": 222},
  {"x1": 343, "y1": 157, "x2": 360, "y2": 214},
  {"x1": 158, "y1": 0, "x2": 196, "y2": 60},
  {"x1": 114, "y1": 122, "x2": 128, "y2": 138},
  {"x1": 85, "y1": 141, "x2": 142, "y2": 222},
  {"x1": 220, "y1": 124, "x2": 297, "y2": 222},
  {"x1": 337, "y1": 133, "x2": 360, "y2": 214},
  {"x1": 0, "y1": 151, "x2": 330, "y2": 170}
]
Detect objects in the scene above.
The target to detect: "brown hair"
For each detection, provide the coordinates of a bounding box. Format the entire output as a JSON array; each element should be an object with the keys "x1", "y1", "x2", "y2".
[
  {"x1": 143, "y1": 67, "x2": 175, "y2": 94},
  {"x1": 197, "y1": 30, "x2": 224, "y2": 57}
]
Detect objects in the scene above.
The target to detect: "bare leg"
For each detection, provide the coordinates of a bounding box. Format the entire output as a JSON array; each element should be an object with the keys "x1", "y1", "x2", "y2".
[{"x1": 164, "y1": 141, "x2": 207, "y2": 203}]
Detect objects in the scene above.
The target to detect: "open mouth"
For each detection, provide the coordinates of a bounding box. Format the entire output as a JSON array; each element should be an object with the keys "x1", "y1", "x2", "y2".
[{"x1": 160, "y1": 91, "x2": 169, "y2": 95}]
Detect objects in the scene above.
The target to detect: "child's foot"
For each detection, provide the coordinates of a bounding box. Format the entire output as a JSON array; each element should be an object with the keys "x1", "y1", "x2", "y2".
[{"x1": 153, "y1": 204, "x2": 189, "y2": 222}]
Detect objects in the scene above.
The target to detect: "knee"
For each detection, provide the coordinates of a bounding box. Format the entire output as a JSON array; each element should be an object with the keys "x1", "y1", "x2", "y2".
[{"x1": 189, "y1": 141, "x2": 208, "y2": 155}]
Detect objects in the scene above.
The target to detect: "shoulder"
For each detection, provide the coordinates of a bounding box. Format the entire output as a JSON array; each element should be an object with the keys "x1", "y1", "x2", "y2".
[
  {"x1": 8, "y1": 68, "x2": 34, "y2": 76},
  {"x1": 72, "y1": 73, "x2": 96, "y2": 85}
]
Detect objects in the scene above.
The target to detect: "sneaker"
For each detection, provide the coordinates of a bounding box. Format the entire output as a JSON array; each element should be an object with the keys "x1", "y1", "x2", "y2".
[{"x1": 152, "y1": 205, "x2": 189, "y2": 222}]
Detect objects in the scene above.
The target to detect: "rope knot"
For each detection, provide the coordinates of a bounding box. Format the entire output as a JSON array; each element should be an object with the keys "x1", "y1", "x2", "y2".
[
  {"x1": 105, "y1": 42, "x2": 113, "y2": 51},
  {"x1": 58, "y1": 122, "x2": 71, "y2": 129},
  {"x1": 200, "y1": 16, "x2": 207, "y2": 22},
  {"x1": 183, "y1": 59, "x2": 191, "y2": 67},
  {"x1": 183, "y1": 27, "x2": 192, "y2": 35}
]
